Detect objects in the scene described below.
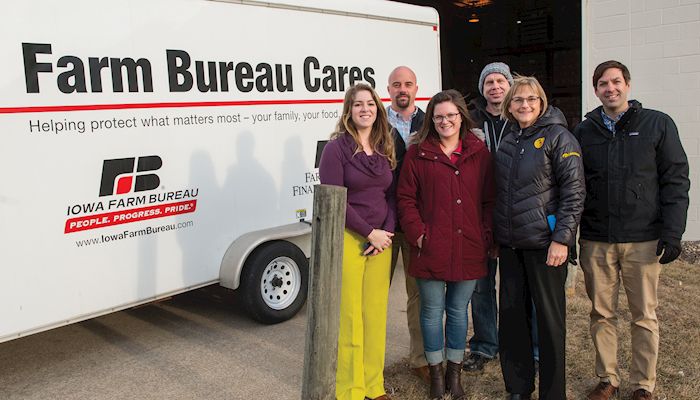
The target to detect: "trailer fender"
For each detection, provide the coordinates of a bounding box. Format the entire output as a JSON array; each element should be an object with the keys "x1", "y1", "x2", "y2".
[{"x1": 219, "y1": 221, "x2": 311, "y2": 290}]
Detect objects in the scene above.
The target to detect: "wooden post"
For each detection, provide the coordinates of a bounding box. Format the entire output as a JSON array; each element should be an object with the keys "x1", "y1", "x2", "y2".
[
  {"x1": 565, "y1": 263, "x2": 578, "y2": 297},
  {"x1": 301, "y1": 184, "x2": 347, "y2": 400},
  {"x1": 565, "y1": 237, "x2": 580, "y2": 297}
]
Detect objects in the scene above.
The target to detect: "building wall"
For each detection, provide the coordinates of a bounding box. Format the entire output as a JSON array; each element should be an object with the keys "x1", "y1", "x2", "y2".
[{"x1": 584, "y1": 0, "x2": 700, "y2": 240}]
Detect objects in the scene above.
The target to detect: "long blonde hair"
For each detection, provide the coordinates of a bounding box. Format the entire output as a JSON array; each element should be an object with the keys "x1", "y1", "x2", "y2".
[{"x1": 330, "y1": 83, "x2": 397, "y2": 169}]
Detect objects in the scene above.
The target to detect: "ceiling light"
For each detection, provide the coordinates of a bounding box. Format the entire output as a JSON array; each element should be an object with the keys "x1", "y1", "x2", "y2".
[{"x1": 462, "y1": 0, "x2": 492, "y2": 6}]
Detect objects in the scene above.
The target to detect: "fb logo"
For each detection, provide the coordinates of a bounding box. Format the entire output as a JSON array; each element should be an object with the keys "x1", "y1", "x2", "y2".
[{"x1": 99, "y1": 156, "x2": 162, "y2": 197}]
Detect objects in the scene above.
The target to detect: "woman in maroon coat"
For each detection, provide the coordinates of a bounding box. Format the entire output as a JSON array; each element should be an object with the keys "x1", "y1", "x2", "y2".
[{"x1": 397, "y1": 89, "x2": 495, "y2": 400}]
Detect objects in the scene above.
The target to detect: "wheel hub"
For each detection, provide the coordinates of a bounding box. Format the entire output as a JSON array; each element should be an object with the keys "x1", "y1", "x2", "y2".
[
  {"x1": 260, "y1": 256, "x2": 301, "y2": 310},
  {"x1": 270, "y1": 275, "x2": 283, "y2": 289}
]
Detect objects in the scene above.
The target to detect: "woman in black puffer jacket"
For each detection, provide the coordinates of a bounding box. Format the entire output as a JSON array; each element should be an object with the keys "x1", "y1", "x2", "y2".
[{"x1": 494, "y1": 76, "x2": 585, "y2": 400}]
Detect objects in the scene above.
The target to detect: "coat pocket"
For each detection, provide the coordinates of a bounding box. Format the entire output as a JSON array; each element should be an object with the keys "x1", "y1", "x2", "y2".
[
  {"x1": 418, "y1": 225, "x2": 449, "y2": 276},
  {"x1": 623, "y1": 182, "x2": 659, "y2": 224},
  {"x1": 461, "y1": 225, "x2": 486, "y2": 261},
  {"x1": 417, "y1": 225, "x2": 430, "y2": 258}
]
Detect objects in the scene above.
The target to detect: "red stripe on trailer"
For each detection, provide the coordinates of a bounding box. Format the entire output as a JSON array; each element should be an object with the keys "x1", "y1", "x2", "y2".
[{"x1": 0, "y1": 97, "x2": 434, "y2": 114}]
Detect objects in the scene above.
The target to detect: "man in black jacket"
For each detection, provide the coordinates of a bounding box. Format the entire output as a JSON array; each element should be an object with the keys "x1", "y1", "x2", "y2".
[
  {"x1": 463, "y1": 62, "x2": 514, "y2": 372},
  {"x1": 386, "y1": 66, "x2": 428, "y2": 383},
  {"x1": 574, "y1": 60, "x2": 690, "y2": 400},
  {"x1": 469, "y1": 62, "x2": 514, "y2": 155}
]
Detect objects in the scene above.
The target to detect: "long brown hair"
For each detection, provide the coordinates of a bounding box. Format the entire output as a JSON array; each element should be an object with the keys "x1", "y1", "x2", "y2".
[
  {"x1": 410, "y1": 89, "x2": 475, "y2": 145},
  {"x1": 330, "y1": 83, "x2": 396, "y2": 169}
]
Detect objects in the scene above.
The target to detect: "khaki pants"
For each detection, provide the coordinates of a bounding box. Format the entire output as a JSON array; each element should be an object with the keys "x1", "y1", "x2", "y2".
[
  {"x1": 390, "y1": 232, "x2": 427, "y2": 368},
  {"x1": 579, "y1": 239, "x2": 662, "y2": 393}
]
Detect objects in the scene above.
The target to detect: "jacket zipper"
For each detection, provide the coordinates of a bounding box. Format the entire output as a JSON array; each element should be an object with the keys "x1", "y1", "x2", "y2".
[
  {"x1": 507, "y1": 129, "x2": 523, "y2": 243},
  {"x1": 589, "y1": 105, "x2": 638, "y2": 242}
]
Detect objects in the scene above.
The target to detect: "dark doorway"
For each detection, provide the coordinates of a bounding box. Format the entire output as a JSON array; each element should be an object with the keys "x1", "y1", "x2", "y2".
[{"x1": 393, "y1": 0, "x2": 582, "y2": 128}]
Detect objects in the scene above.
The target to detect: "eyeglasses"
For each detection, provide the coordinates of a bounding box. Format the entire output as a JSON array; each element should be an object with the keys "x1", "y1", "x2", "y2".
[
  {"x1": 511, "y1": 96, "x2": 540, "y2": 105},
  {"x1": 432, "y1": 113, "x2": 460, "y2": 123}
]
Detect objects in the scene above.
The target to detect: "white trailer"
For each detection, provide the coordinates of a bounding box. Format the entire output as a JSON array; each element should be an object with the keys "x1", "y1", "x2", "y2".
[{"x1": 0, "y1": 0, "x2": 441, "y2": 342}]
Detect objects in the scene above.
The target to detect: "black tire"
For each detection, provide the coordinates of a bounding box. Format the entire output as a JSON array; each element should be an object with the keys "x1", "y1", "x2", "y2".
[{"x1": 239, "y1": 240, "x2": 308, "y2": 324}]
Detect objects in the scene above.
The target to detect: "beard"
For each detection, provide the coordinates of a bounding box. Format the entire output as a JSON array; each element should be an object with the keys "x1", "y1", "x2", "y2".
[{"x1": 393, "y1": 95, "x2": 411, "y2": 109}]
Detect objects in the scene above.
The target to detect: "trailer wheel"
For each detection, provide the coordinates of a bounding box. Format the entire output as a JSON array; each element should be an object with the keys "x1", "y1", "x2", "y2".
[{"x1": 239, "y1": 241, "x2": 308, "y2": 324}]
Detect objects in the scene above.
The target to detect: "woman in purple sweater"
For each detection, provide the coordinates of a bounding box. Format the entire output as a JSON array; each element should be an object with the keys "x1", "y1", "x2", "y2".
[{"x1": 319, "y1": 83, "x2": 397, "y2": 400}]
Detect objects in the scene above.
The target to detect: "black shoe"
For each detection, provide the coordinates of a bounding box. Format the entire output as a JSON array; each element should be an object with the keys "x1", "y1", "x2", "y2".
[
  {"x1": 462, "y1": 353, "x2": 493, "y2": 372},
  {"x1": 508, "y1": 394, "x2": 532, "y2": 400},
  {"x1": 534, "y1": 359, "x2": 539, "y2": 377}
]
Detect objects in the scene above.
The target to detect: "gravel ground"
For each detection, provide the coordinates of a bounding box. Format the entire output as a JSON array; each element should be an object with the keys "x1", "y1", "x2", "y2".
[
  {"x1": 680, "y1": 241, "x2": 700, "y2": 264},
  {"x1": 385, "y1": 256, "x2": 700, "y2": 399}
]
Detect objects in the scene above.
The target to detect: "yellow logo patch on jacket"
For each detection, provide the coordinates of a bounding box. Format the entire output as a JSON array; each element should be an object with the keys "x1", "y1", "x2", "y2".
[
  {"x1": 562, "y1": 151, "x2": 581, "y2": 158},
  {"x1": 534, "y1": 137, "x2": 545, "y2": 149}
]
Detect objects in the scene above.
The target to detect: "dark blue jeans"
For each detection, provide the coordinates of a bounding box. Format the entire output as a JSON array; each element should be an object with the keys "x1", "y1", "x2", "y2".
[
  {"x1": 468, "y1": 258, "x2": 540, "y2": 360},
  {"x1": 468, "y1": 258, "x2": 498, "y2": 358},
  {"x1": 532, "y1": 302, "x2": 540, "y2": 362}
]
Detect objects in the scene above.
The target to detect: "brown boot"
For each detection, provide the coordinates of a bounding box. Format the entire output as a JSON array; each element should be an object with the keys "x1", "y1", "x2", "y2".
[
  {"x1": 631, "y1": 389, "x2": 652, "y2": 400},
  {"x1": 428, "y1": 363, "x2": 445, "y2": 400},
  {"x1": 587, "y1": 381, "x2": 619, "y2": 400},
  {"x1": 445, "y1": 361, "x2": 465, "y2": 400},
  {"x1": 411, "y1": 365, "x2": 430, "y2": 385}
]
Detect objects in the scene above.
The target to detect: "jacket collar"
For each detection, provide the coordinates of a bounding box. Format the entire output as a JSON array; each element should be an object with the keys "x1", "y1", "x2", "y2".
[
  {"x1": 468, "y1": 96, "x2": 488, "y2": 114},
  {"x1": 468, "y1": 96, "x2": 500, "y2": 121},
  {"x1": 416, "y1": 134, "x2": 484, "y2": 166},
  {"x1": 584, "y1": 100, "x2": 642, "y2": 134},
  {"x1": 510, "y1": 106, "x2": 568, "y2": 138}
]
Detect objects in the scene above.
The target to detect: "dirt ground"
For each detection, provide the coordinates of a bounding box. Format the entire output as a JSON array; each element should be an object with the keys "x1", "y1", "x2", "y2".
[{"x1": 383, "y1": 259, "x2": 699, "y2": 400}]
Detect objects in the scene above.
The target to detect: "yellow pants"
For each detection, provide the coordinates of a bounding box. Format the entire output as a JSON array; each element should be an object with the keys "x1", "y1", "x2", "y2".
[{"x1": 336, "y1": 230, "x2": 392, "y2": 400}]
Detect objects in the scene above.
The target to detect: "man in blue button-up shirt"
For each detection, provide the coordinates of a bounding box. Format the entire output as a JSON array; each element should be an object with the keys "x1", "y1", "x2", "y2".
[{"x1": 386, "y1": 66, "x2": 429, "y2": 385}]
